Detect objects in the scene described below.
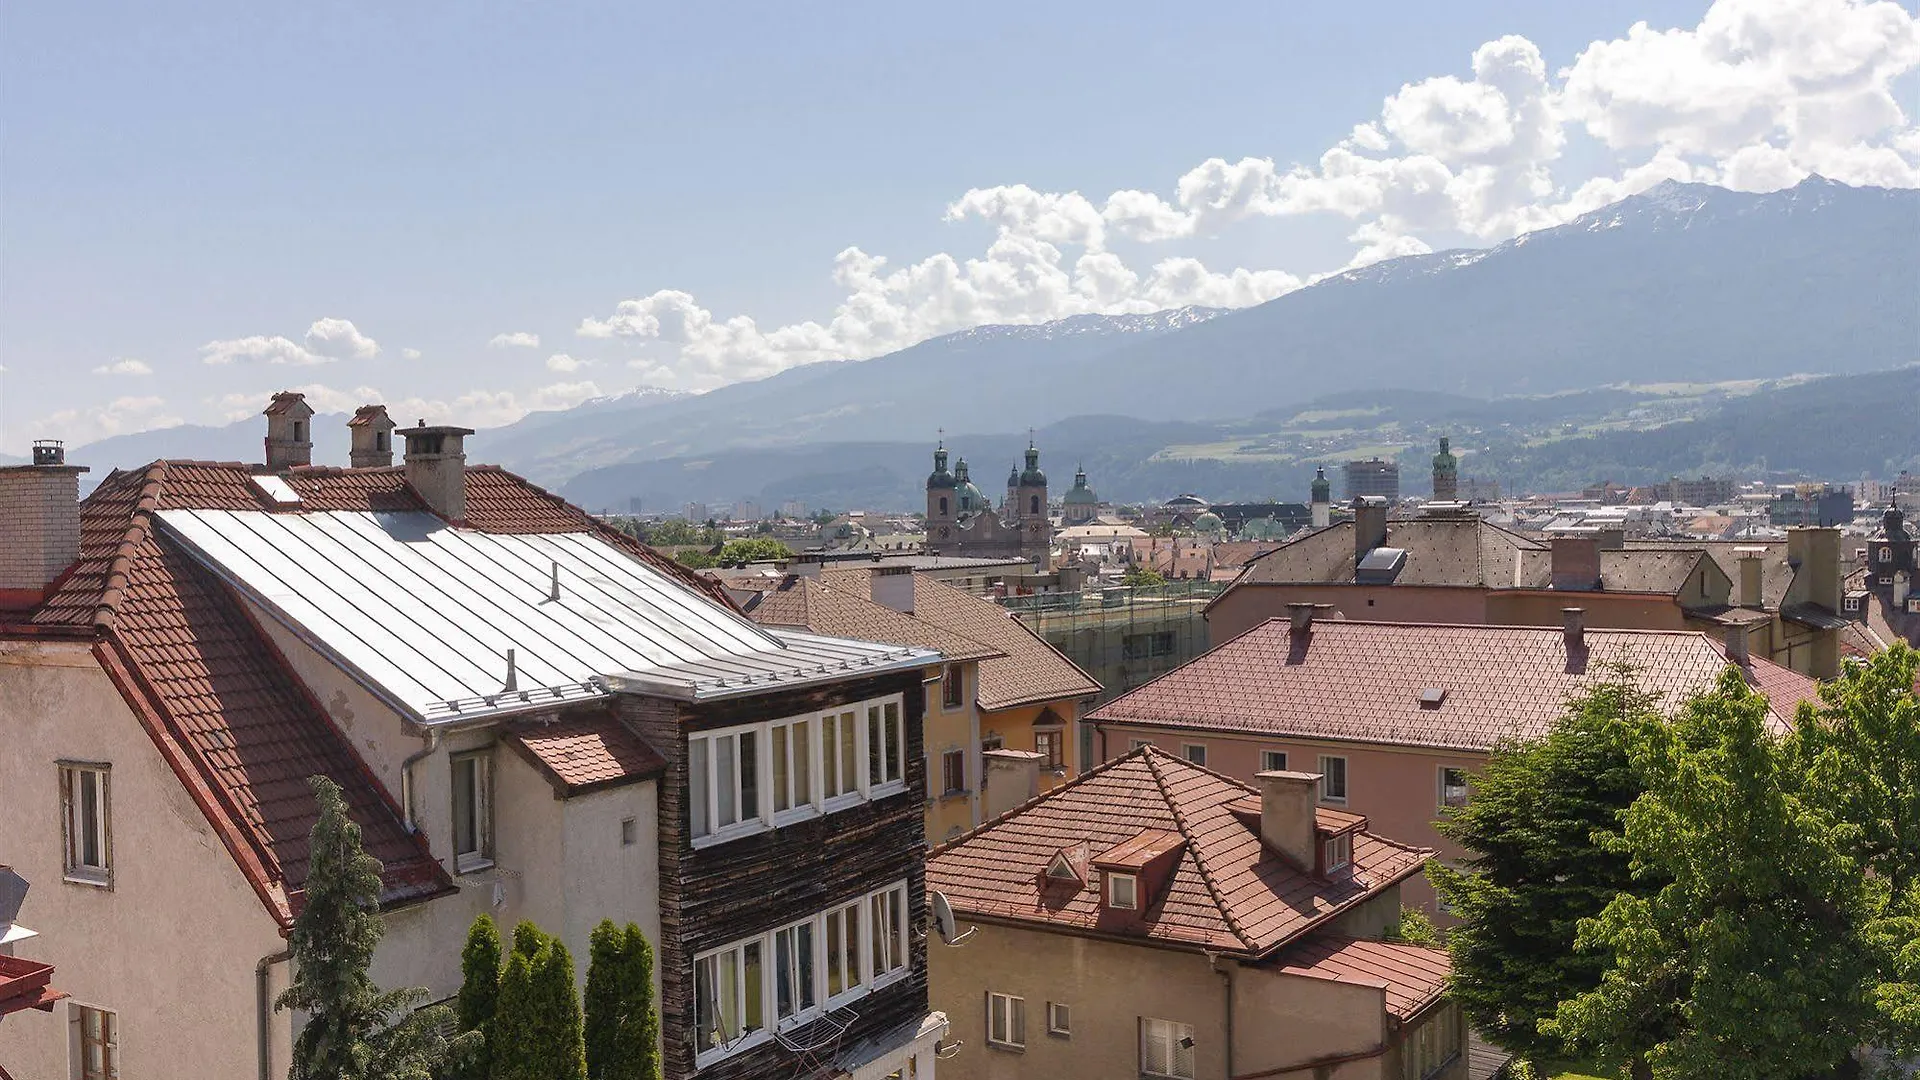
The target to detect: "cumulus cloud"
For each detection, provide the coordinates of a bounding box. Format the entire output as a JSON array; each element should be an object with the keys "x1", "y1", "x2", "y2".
[
  {"x1": 46, "y1": 396, "x2": 183, "y2": 442},
  {"x1": 201, "y1": 318, "x2": 379, "y2": 366},
  {"x1": 93, "y1": 358, "x2": 153, "y2": 376},
  {"x1": 545, "y1": 353, "x2": 594, "y2": 372},
  {"x1": 401, "y1": 347, "x2": 422, "y2": 360},
  {"x1": 488, "y1": 331, "x2": 541, "y2": 349}
]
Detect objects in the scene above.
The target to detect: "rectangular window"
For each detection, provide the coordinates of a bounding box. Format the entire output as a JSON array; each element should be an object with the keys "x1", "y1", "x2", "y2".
[
  {"x1": 941, "y1": 749, "x2": 966, "y2": 796},
  {"x1": 694, "y1": 940, "x2": 765, "y2": 1055},
  {"x1": 1107, "y1": 871, "x2": 1138, "y2": 910},
  {"x1": 450, "y1": 752, "x2": 492, "y2": 872},
  {"x1": 59, "y1": 764, "x2": 111, "y2": 886},
  {"x1": 1319, "y1": 755, "x2": 1348, "y2": 803},
  {"x1": 1438, "y1": 767, "x2": 1470, "y2": 810},
  {"x1": 942, "y1": 662, "x2": 965, "y2": 709},
  {"x1": 824, "y1": 900, "x2": 864, "y2": 1000},
  {"x1": 1323, "y1": 832, "x2": 1352, "y2": 873},
  {"x1": 867, "y1": 701, "x2": 904, "y2": 790},
  {"x1": 823, "y1": 709, "x2": 860, "y2": 801},
  {"x1": 1141, "y1": 1017, "x2": 1195, "y2": 1079},
  {"x1": 1260, "y1": 749, "x2": 1288, "y2": 773},
  {"x1": 1047, "y1": 1001, "x2": 1071, "y2": 1037},
  {"x1": 1880, "y1": 547, "x2": 1893, "y2": 562},
  {"x1": 1129, "y1": 738, "x2": 1153, "y2": 752},
  {"x1": 1181, "y1": 743, "x2": 1207, "y2": 767},
  {"x1": 1844, "y1": 595, "x2": 1862, "y2": 612},
  {"x1": 987, "y1": 992, "x2": 1026, "y2": 1050},
  {"x1": 773, "y1": 920, "x2": 817, "y2": 1024},
  {"x1": 1034, "y1": 730, "x2": 1063, "y2": 771},
  {"x1": 869, "y1": 883, "x2": 908, "y2": 983},
  {"x1": 769, "y1": 717, "x2": 814, "y2": 817},
  {"x1": 72, "y1": 1004, "x2": 119, "y2": 1080}
]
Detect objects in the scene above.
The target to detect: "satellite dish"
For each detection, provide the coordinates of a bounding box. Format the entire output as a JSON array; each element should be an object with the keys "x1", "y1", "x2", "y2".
[{"x1": 930, "y1": 891, "x2": 976, "y2": 946}]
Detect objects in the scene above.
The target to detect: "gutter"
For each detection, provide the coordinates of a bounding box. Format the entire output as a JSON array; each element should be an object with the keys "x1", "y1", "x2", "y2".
[
  {"x1": 257, "y1": 947, "x2": 291, "y2": 1080},
  {"x1": 400, "y1": 728, "x2": 441, "y2": 832}
]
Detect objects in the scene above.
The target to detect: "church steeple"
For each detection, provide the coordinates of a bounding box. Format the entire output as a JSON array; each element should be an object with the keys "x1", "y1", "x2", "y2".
[
  {"x1": 1432, "y1": 436, "x2": 1459, "y2": 502},
  {"x1": 1311, "y1": 465, "x2": 1332, "y2": 528}
]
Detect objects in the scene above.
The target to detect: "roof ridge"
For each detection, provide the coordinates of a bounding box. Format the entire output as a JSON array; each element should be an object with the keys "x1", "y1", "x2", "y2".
[
  {"x1": 1141, "y1": 749, "x2": 1258, "y2": 951},
  {"x1": 927, "y1": 745, "x2": 1158, "y2": 859},
  {"x1": 916, "y1": 576, "x2": 1104, "y2": 692},
  {"x1": 93, "y1": 460, "x2": 171, "y2": 631}
]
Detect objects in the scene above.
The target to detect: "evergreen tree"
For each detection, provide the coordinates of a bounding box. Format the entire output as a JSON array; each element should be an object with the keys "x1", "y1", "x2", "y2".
[
  {"x1": 615, "y1": 924, "x2": 661, "y2": 1080},
  {"x1": 584, "y1": 921, "x2": 623, "y2": 1080},
  {"x1": 534, "y1": 938, "x2": 587, "y2": 1080},
  {"x1": 1429, "y1": 673, "x2": 1667, "y2": 1062},
  {"x1": 453, "y1": 915, "x2": 502, "y2": 1080},
  {"x1": 1549, "y1": 670, "x2": 1886, "y2": 1079},
  {"x1": 276, "y1": 775, "x2": 460, "y2": 1080},
  {"x1": 490, "y1": 947, "x2": 539, "y2": 1080}
]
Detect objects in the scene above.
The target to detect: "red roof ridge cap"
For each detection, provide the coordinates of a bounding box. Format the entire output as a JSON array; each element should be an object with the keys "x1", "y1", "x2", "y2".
[
  {"x1": 93, "y1": 461, "x2": 171, "y2": 631},
  {"x1": 1141, "y1": 750, "x2": 1258, "y2": 951}
]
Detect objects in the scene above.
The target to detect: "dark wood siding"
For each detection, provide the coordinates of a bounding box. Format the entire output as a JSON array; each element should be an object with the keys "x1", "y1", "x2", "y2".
[{"x1": 620, "y1": 670, "x2": 931, "y2": 1080}]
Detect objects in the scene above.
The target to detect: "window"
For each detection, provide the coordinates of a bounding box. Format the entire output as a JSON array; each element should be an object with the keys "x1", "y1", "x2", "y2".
[
  {"x1": 987, "y1": 992, "x2": 1026, "y2": 1050},
  {"x1": 1141, "y1": 1017, "x2": 1195, "y2": 1079},
  {"x1": 1029, "y1": 494, "x2": 1041, "y2": 516},
  {"x1": 769, "y1": 716, "x2": 813, "y2": 817},
  {"x1": 1047, "y1": 1001, "x2": 1071, "y2": 1037},
  {"x1": 1880, "y1": 547, "x2": 1893, "y2": 563},
  {"x1": 1844, "y1": 594, "x2": 1862, "y2": 612},
  {"x1": 1260, "y1": 750, "x2": 1288, "y2": 773},
  {"x1": 822, "y1": 709, "x2": 860, "y2": 802},
  {"x1": 450, "y1": 752, "x2": 492, "y2": 873},
  {"x1": 1034, "y1": 730, "x2": 1063, "y2": 771},
  {"x1": 1438, "y1": 767, "x2": 1470, "y2": 810},
  {"x1": 620, "y1": 817, "x2": 637, "y2": 846},
  {"x1": 59, "y1": 764, "x2": 111, "y2": 886},
  {"x1": 938, "y1": 496, "x2": 949, "y2": 516},
  {"x1": 867, "y1": 700, "x2": 904, "y2": 790},
  {"x1": 1107, "y1": 871, "x2": 1138, "y2": 910},
  {"x1": 689, "y1": 726, "x2": 764, "y2": 841},
  {"x1": 1323, "y1": 831, "x2": 1352, "y2": 873},
  {"x1": 825, "y1": 900, "x2": 864, "y2": 1000},
  {"x1": 695, "y1": 939, "x2": 766, "y2": 1055},
  {"x1": 1881, "y1": 575, "x2": 1895, "y2": 586},
  {"x1": 941, "y1": 663, "x2": 965, "y2": 709},
  {"x1": 72, "y1": 1004, "x2": 119, "y2": 1080},
  {"x1": 1129, "y1": 738, "x2": 1153, "y2": 752},
  {"x1": 1318, "y1": 755, "x2": 1348, "y2": 803},
  {"x1": 1181, "y1": 743, "x2": 1207, "y2": 767},
  {"x1": 941, "y1": 749, "x2": 966, "y2": 796},
  {"x1": 869, "y1": 883, "x2": 908, "y2": 983},
  {"x1": 773, "y1": 919, "x2": 817, "y2": 1024}
]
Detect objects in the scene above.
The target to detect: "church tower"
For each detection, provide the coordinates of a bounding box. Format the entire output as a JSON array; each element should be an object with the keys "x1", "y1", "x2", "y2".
[
  {"x1": 1432, "y1": 436, "x2": 1459, "y2": 502},
  {"x1": 1016, "y1": 441, "x2": 1049, "y2": 551},
  {"x1": 1311, "y1": 465, "x2": 1332, "y2": 528},
  {"x1": 927, "y1": 443, "x2": 957, "y2": 526}
]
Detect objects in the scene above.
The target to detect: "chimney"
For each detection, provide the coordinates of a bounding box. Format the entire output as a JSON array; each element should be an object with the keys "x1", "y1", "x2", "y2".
[
  {"x1": 1287, "y1": 601, "x2": 1317, "y2": 635},
  {"x1": 1786, "y1": 527, "x2": 1841, "y2": 613},
  {"x1": 0, "y1": 441, "x2": 88, "y2": 608},
  {"x1": 872, "y1": 565, "x2": 915, "y2": 614},
  {"x1": 1562, "y1": 607, "x2": 1585, "y2": 650},
  {"x1": 262, "y1": 391, "x2": 315, "y2": 471},
  {"x1": 399, "y1": 421, "x2": 474, "y2": 522},
  {"x1": 1254, "y1": 770, "x2": 1320, "y2": 871},
  {"x1": 348, "y1": 405, "x2": 397, "y2": 468},
  {"x1": 1736, "y1": 547, "x2": 1766, "y2": 608},
  {"x1": 1352, "y1": 496, "x2": 1388, "y2": 566},
  {"x1": 1551, "y1": 536, "x2": 1602, "y2": 591},
  {"x1": 1725, "y1": 625, "x2": 1749, "y2": 666},
  {"x1": 788, "y1": 553, "x2": 825, "y2": 579},
  {"x1": 982, "y1": 749, "x2": 1043, "y2": 820},
  {"x1": 1596, "y1": 527, "x2": 1626, "y2": 551}
]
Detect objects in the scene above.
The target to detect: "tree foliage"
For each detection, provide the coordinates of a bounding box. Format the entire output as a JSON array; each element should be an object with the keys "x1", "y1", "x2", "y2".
[
  {"x1": 715, "y1": 537, "x2": 792, "y2": 565},
  {"x1": 277, "y1": 776, "x2": 461, "y2": 1080},
  {"x1": 490, "y1": 922, "x2": 585, "y2": 1080},
  {"x1": 1548, "y1": 670, "x2": 1887, "y2": 1079},
  {"x1": 452, "y1": 915, "x2": 502, "y2": 1080},
  {"x1": 1430, "y1": 673, "x2": 1664, "y2": 1061},
  {"x1": 673, "y1": 549, "x2": 717, "y2": 570},
  {"x1": 1121, "y1": 564, "x2": 1166, "y2": 588},
  {"x1": 585, "y1": 921, "x2": 660, "y2": 1080}
]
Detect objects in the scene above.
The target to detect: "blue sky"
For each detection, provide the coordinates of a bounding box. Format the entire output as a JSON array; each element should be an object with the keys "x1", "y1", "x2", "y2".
[{"x1": 2, "y1": 0, "x2": 1916, "y2": 452}]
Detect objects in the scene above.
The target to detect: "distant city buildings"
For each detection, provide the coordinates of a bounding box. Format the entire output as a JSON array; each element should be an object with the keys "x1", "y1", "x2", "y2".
[
  {"x1": 1668, "y1": 475, "x2": 1737, "y2": 506},
  {"x1": 925, "y1": 441, "x2": 1052, "y2": 565},
  {"x1": 1343, "y1": 457, "x2": 1400, "y2": 500}
]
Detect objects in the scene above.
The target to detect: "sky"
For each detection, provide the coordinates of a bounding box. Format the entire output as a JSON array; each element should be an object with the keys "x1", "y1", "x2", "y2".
[{"x1": 2, "y1": 0, "x2": 1917, "y2": 454}]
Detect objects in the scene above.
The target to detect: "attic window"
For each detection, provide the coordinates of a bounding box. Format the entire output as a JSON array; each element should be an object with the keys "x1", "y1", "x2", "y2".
[
  {"x1": 1106, "y1": 871, "x2": 1138, "y2": 910},
  {"x1": 1321, "y1": 833, "x2": 1351, "y2": 874},
  {"x1": 1046, "y1": 850, "x2": 1083, "y2": 884},
  {"x1": 250, "y1": 474, "x2": 301, "y2": 505},
  {"x1": 1417, "y1": 687, "x2": 1447, "y2": 709}
]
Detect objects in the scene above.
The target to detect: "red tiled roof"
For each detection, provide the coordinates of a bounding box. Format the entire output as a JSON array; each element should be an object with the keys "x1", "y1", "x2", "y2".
[
  {"x1": 926, "y1": 747, "x2": 1430, "y2": 957},
  {"x1": 740, "y1": 576, "x2": 1004, "y2": 664},
  {"x1": 824, "y1": 570, "x2": 1100, "y2": 711},
  {"x1": 1274, "y1": 935, "x2": 1451, "y2": 1020},
  {"x1": 505, "y1": 708, "x2": 667, "y2": 796},
  {"x1": 1090, "y1": 620, "x2": 1805, "y2": 751}
]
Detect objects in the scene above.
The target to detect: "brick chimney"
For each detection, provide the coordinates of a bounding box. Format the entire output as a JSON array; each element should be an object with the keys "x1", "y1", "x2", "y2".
[
  {"x1": 1786, "y1": 527, "x2": 1841, "y2": 612},
  {"x1": 1551, "y1": 535, "x2": 1601, "y2": 591},
  {"x1": 399, "y1": 421, "x2": 473, "y2": 522},
  {"x1": 0, "y1": 441, "x2": 88, "y2": 608},
  {"x1": 1254, "y1": 770, "x2": 1320, "y2": 871},
  {"x1": 262, "y1": 391, "x2": 314, "y2": 471},
  {"x1": 982, "y1": 749, "x2": 1043, "y2": 820},
  {"x1": 1352, "y1": 496, "x2": 1388, "y2": 567},
  {"x1": 872, "y1": 565, "x2": 915, "y2": 614},
  {"x1": 1725, "y1": 625, "x2": 1749, "y2": 666},
  {"x1": 348, "y1": 405, "x2": 397, "y2": 468}
]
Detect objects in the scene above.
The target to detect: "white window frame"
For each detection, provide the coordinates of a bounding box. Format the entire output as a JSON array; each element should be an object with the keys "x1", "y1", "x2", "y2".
[
  {"x1": 941, "y1": 662, "x2": 965, "y2": 710},
  {"x1": 1844, "y1": 595, "x2": 1862, "y2": 612},
  {"x1": 70, "y1": 1002, "x2": 120, "y2": 1080},
  {"x1": 1318, "y1": 754, "x2": 1348, "y2": 804},
  {"x1": 694, "y1": 936, "x2": 768, "y2": 1062},
  {"x1": 987, "y1": 992, "x2": 1026, "y2": 1050},
  {"x1": 690, "y1": 693, "x2": 907, "y2": 848},
  {"x1": 1880, "y1": 547, "x2": 1893, "y2": 563},
  {"x1": 1107, "y1": 871, "x2": 1139, "y2": 910},
  {"x1": 1260, "y1": 749, "x2": 1288, "y2": 773},
  {"x1": 694, "y1": 879, "x2": 914, "y2": 1067},
  {"x1": 1437, "y1": 766, "x2": 1470, "y2": 811},
  {"x1": 1047, "y1": 1001, "x2": 1071, "y2": 1037},
  {"x1": 1323, "y1": 831, "x2": 1352, "y2": 874},
  {"x1": 1181, "y1": 742, "x2": 1208, "y2": 767},
  {"x1": 1141, "y1": 1016, "x2": 1196, "y2": 1079},
  {"x1": 1034, "y1": 728, "x2": 1064, "y2": 771},
  {"x1": 866, "y1": 699, "x2": 906, "y2": 794},
  {"x1": 450, "y1": 750, "x2": 493, "y2": 874},
  {"x1": 59, "y1": 763, "x2": 112, "y2": 887}
]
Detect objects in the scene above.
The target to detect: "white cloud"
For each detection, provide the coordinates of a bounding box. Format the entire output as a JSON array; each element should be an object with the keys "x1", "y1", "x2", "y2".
[
  {"x1": 93, "y1": 358, "x2": 153, "y2": 376},
  {"x1": 545, "y1": 353, "x2": 594, "y2": 373},
  {"x1": 201, "y1": 318, "x2": 379, "y2": 366},
  {"x1": 488, "y1": 331, "x2": 541, "y2": 349},
  {"x1": 214, "y1": 381, "x2": 605, "y2": 431},
  {"x1": 401, "y1": 347, "x2": 423, "y2": 360},
  {"x1": 47, "y1": 396, "x2": 183, "y2": 442}
]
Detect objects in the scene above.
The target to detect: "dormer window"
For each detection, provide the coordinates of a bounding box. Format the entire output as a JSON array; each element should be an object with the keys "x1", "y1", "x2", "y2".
[
  {"x1": 1046, "y1": 850, "x2": 1084, "y2": 884},
  {"x1": 1106, "y1": 871, "x2": 1138, "y2": 910},
  {"x1": 1322, "y1": 832, "x2": 1351, "y2": 874}
]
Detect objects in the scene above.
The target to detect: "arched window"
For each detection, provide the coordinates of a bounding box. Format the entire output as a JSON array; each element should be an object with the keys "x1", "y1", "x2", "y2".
[
  {"x1": 1029, "y1": 495, "x2": 1040, "y2": 515},
  {"x1": 939, "y1": 496, "x2": 949, "y2": 516}
]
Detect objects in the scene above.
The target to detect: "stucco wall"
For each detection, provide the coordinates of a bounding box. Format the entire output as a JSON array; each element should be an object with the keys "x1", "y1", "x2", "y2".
[
  {"x1": 926, "y1": 661, "x2": 983, "y2": 844},
  {"x1": 0, "y1": 640, "x2": 291, "y2": 1080},
  {"x1": 980, "y1": 700, "x2": 1079, "y2": 798}
]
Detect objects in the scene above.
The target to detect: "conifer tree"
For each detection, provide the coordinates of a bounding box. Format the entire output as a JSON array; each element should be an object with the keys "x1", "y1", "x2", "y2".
[
  {"x1": 616, "y1": 924, "x2": 661, "y2": 1080},
  {"x1": 535, "y1": 937, "x2": 587, "y2": 1080},
  {"x1": 584, "y1": 921, "x2": 623, "y2": 1080},
  {"x1": 453, "y1": 914, "x2": 502, "y2": 1080},
  {"x1": 489, "y1": 945, "x2": 539, "y2": 1080},
  {"x1": 277, "y1": 775, "x2": 459, "y2": 1080}
]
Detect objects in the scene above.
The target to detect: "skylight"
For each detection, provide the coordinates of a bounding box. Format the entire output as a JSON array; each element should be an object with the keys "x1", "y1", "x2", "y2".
[{"x1": 249, "y1": 474, "x2": 301, "y2": 505}]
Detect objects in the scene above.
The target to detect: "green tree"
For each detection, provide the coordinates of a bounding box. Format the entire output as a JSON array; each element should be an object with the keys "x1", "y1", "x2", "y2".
[
  {"x1": 491, "y1": 922, "x2": 585, "y2": 1080},
  {"x1": 1549, "y1": 670, "x2": 1885, "y2": 1080},
  {"x1": 276, "y1": 776, "x2": 461, "y2": 1080},
  {"x1": 1121, "y1": 564, "x2": 1166, "y2": 588},
  {"x1": 533, "y1": 938, "x2": 587, "y2": 1080},
  {"x1": 615, "y1": 924, "x2": 660, "y2": 1080},
  {"x1": 1429, "y1": 674, "x2": 1665, "y2": 1062},
  {"x1": 674, "y1": 549, "x2": 717, "y2": 570},
  {"x1": 1794, "y1": 644, "x2": 1920, "y2": 893},
  {"x1": 452, "y1": 915, "x2": 502, "y2": 1080},
  {"x1": 644, "y1": 518, "x2": 702, "y2": 546},
  {"x1": 490, "y1": 945, "x2": 539, "y2": 1080},
  {"x1": 583, "y1": 922, "x2": 623, "y2": 1080},
  {"x1": 715, "y1": 537, "x2": 792, "y2": 565}
]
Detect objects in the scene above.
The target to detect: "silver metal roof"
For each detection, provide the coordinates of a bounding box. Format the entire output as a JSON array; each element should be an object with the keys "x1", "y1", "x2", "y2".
[{"x1": 156, "y1": 509, "x2": 937, "y2": 722}]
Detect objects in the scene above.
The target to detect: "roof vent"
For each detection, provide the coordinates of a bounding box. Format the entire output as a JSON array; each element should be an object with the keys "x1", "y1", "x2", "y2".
[
  {"x1": 1355, "y1": 547, "x2": 1407, "y2": 584},
  {"x1": 1417, "y1": 687, "x2": 1447, "y2": 708}
]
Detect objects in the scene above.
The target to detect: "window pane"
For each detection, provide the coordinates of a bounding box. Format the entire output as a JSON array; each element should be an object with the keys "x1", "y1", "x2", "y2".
[
  {"x1": 820, "y1": 716, "x2": 839, "y2": 797},
  {"x1": 793, "y1": 719, "x2": 812, "y2": 805},
  {"x1": 826, "y1": 911, "x2": 846, "y2": 996},
  {"x1": 885, "y1": 702, "x2": 901, "y2": 782},
  {"x1": 1172, "y1": 1022, "x2": 1194, "y2": 1077},
  {"x1": 838, "y1": 714, "x2": 857, "y2": 795},
  {"x1": 719, "y1": 950, "x2": 741, "y2": 1040},
  {"x1": 839, "y1": 906, "x2": 862, "y2": 992},
  {"x1": 743, "y1": 941, "x2": 764, "y2": 1033},
  {"x1": 1010, "y1": 997, "x2": 1025, "y2": 1046},
  {"x1": 868, "y1": 706, "x2": 883, "y2": 786},
  {"x1": 689, "y1": 739, "x2": 710, "y2": 837},
  {"x1": 716, "y1": 736, "x2": 737, "y2": 828},
  {"x1": 79, "y1": 771, "x2": 101, "y2": 868},
  {"x1": 452, "y1": 759, "x2": 476, "y2": 855},
  {"x1": 696, "y1": 956, "x2": 718, "y2": 1047},
  {"x1": 773, "y1": 727, "x2": 790, "y2": 813},
  {"x1": 739, "y1": 730, "x2": 760, "y2": 823}
]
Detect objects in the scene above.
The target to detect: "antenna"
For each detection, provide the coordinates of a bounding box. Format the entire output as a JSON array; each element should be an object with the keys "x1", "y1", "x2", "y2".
[
  {"x1": 548, "y1": 560, "x2": 561, "y2": 602},
  {"x1": 502, "y1": 648, "x2": 518, "y2": 693},
  {"x1": 930, "y1": 891, "x2": 977, "y2": 946}
]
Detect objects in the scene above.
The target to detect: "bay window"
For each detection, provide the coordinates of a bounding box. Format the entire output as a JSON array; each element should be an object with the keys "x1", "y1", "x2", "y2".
[{"x1": 689, "y1": 693, "x2": 908, "y2": 847}]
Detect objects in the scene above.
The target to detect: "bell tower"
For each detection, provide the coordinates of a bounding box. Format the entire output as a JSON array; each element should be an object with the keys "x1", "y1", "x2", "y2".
[
  {"x1": 926, "y1": 442, "x2": 957, "y2": 527},
  {"x1": 1016, "y1": 440, "x2": 1049, "y2": 551},
  {"x1": 1432, "y1": 436, "x2": 1459, "y2": 502}
]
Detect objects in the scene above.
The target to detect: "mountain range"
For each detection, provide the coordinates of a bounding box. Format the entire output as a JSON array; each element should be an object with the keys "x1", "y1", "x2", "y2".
[{"x1": 44, "y1": 177, "x2": 1920, "y2": 506}]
